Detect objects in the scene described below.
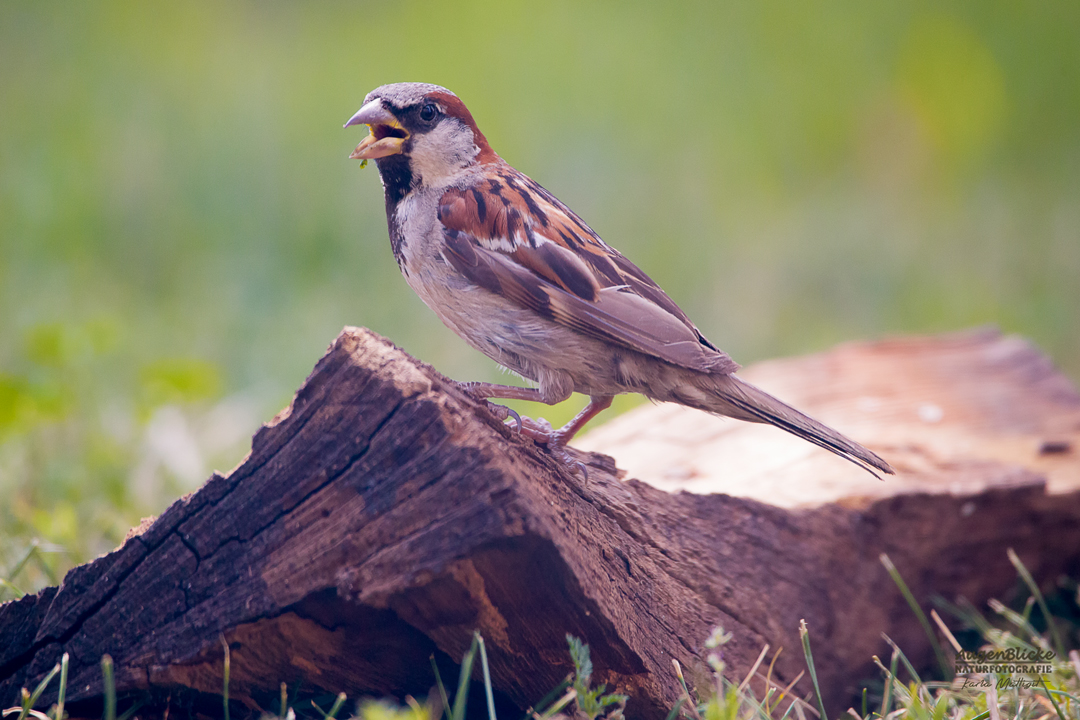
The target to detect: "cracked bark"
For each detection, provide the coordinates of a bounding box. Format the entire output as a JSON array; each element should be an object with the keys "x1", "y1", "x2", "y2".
[{"x1": 1, "y1": 327, "x2": 1078, "y2": 720}]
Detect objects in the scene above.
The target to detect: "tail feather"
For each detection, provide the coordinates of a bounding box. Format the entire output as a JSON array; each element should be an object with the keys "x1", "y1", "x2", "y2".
[{"x1": 698, "y1": 375, "x2": 894, "y2": 478}]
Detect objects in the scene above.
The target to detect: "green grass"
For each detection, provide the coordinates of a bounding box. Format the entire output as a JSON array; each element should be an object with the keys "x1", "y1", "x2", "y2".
[
  {"x1": 666, "y1": 553, "x2": 1080, "y2": 720},
  {"x1": 7, "y1": 547, "x2": 1077, "y2": 720},
  {"x1": 2, "y1": 1, "x2": 1080, "y2": 592}
]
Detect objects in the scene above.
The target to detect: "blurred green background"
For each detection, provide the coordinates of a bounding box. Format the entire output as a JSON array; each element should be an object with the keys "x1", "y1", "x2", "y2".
[{"x1": 2, "y1": 0, "x2": 1078, "y2": 593}]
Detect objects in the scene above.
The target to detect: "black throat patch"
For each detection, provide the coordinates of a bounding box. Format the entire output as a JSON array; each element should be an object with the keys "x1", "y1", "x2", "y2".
[{"x1": 375, "y1": 154, "x2": 414, "y2": 263}]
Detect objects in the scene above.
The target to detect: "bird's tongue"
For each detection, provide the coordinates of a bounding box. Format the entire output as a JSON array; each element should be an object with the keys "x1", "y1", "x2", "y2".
[{"x1": 350, "y1": 132, "x2": 404, "y2": 160}]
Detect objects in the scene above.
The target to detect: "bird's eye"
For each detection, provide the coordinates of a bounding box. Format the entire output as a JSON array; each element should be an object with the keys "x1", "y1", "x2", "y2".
[{"x1": 419, "y1": 103, "x2": 438, "y2": 122}]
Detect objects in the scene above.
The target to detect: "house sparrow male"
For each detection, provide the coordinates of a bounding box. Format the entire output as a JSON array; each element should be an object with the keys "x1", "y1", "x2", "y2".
[{"x1": 345, "y1": 82, "x2": 893, "y2": 478}]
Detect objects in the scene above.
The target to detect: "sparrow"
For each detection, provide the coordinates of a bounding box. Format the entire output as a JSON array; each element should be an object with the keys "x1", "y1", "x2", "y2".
[{"x1": 345, "y1": 82, "x2": 894, "y2": 478}]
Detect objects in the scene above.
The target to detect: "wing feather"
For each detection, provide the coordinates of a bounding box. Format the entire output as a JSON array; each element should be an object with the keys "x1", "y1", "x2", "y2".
[
  {"x1": 442, "y1": 228, "x2": 737, "y2": 374},
  {"x1": 438, "y1": 170, "x2": 738, "y2": 374}
]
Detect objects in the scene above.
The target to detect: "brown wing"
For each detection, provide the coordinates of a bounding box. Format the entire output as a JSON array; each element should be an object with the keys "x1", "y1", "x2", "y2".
[{"x1": 438, "y1": 168, "x2": 739, "y2": 375}]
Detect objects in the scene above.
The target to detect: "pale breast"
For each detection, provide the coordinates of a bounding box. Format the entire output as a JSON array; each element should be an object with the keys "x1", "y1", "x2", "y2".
[{"x1": 389, "y1": 183, "x2": 647, "y2": 398}]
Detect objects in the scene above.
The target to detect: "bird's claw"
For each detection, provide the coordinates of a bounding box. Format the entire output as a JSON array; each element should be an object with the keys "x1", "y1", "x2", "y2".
[
  {"x1": 548, "y1": 444, "x2": 591, "y2": 483},
  {"x1": 469, "y1": 395, "x2": 523, "y2": 433},
  {"x1": 502, "y1": 406, "x2": 523, "y2": 433},
  {"x1": 516, "y1": 416, "x2": 552, "y2": 441},
  {"x1": 457, "y1": 387, "x2": 585, "y2": 480}
]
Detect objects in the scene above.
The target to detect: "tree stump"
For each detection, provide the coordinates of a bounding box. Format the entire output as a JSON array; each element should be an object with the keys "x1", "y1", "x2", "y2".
[{"x1": 1, "y1": 327, "x2": 1078, "y2": 719}]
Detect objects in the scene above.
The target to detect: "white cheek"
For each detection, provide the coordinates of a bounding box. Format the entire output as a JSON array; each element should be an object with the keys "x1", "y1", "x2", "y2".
[{"x1": 410, "y1": 122, "x2": 478, "y2": 185}]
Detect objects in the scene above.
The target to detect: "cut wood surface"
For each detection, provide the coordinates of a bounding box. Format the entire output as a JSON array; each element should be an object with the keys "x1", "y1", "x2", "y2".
[
  {"x1": 577, "y1": 326, "x2": 1080, "y2": 505},
  {"x1": 1, "y1": 326, "x2": 1078, "y2": 720}
]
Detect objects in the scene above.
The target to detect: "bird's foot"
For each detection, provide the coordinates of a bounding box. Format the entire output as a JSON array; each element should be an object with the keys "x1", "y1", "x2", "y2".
[
  {"x1": 457, "y1": 384, "x2": 587, "y2": 480},
  {"x1": 524, "y1": 421, "x2": 588, "y2": 481},
  {"x1": 515, "y1": 415, "x2": 552, "y2": 440},
  {"x1": 457, "y1": 385, "x2": 523, "y2": 433},
  {"x1": 489, "y1": 410, "x2": 589, "y2": 479},
  {"x1": 494, "y1": 404, "x2": 524, "y2": 432},
  {"x1": 472, "y1": 399, "x2": 523, "y2": 431},
  {"x1": 549, "y1": 444, "x2": 589, "y2": 482}
]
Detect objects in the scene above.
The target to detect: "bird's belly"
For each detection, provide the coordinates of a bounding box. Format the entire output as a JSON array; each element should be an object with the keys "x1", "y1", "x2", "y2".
[
  {"x1": 400, "y1": 253, "x2": 628, "y2": 393},
  {"x1": 403, "y1": 260, "x2": 548, "y2": 373}
]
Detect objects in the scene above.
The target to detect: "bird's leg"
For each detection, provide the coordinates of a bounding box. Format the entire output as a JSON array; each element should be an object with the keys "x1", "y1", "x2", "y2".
[
  {"x1": 549, "y1": 395, "x2": 614, "y2": 447},
  {"x1": 456, "y1": 381, "x2": 547, "y2": 434},
  {"x1": 456, "y1": 382, "x2": 612, "y2": 478},
  {"x1": 457, "y1": 381, "x2": 548, "y2": 403},
  {"x1": 542, "y1": 395, "x2": 614, "y2": 479}
]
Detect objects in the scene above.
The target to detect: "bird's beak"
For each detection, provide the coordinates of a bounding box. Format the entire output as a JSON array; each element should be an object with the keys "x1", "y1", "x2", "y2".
[{"x1": 344, "y1": 100, "x2": 409, "y2": 160}]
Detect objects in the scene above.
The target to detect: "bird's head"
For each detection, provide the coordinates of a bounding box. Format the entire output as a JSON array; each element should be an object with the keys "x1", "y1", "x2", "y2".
[{"x1": 345, "y1": 83, "x2": 499, "y2": 192}]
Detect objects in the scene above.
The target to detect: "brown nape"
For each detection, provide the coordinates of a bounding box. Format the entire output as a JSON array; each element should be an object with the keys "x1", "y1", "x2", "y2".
[{"x1": 429, "y1": 91, "x2": 502, "y2": 164}]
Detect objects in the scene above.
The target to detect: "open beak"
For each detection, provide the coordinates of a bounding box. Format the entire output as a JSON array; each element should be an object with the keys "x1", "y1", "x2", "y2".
[{"x1": 344, "y1": 100, "x2": 409, "y2": 160}]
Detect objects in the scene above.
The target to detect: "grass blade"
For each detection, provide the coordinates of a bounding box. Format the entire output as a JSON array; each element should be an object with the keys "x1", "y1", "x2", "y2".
[
  {"x1": 23, "y1": 662, "x2": 61, "y2": 720},
  {"x1": 1038, "y1": 675, "x2": 1067, "y2": 720},
  {"x1": 763, "y1": 647, "x2": 783, "y2": 716},
  {"x1": 310, "y1": 693, "x2": 348, "y2": 720},
  {"x1": 116, "y1": 701, "x2": 143, "y2": 720},
  {"x1": 452, "y1": 635, "x2": 481, "y2": 720},
  {"x1": 430, "y1": 655, "x2": 452, "y2": 720},
  {"x1": 930, "y1": 610, "x2": 962, "y2": 654},
  {"x1": 55, "y1": 653, "x2": 68, "y2": 720},
  {"x1": 885, "y1": 650, "x2": 899, "y2": 716},
  {"x1": 987, "y1": 598, "x2": 1041, "y2": 643},
  {"x1": 1008, "y1": 548, "x2": 1065, "y2": 657},
  {"x1": 671, "y1": 660, "x2": 701, "y2": 720},
  {"x1": 0, "y1": 578, "x2": 27, "y2": 600},
  {"x1": 798, "y1": 620, "x2": 828, "y2": 720},
  {"x1": 772, "y1": 670, "x2": 805, "y2": 716},
  {"x1": 934, "y1": 596, "x2": 995, "y2": 638},
  {"x1": 881, "y1": 633, "x2": 922, "y2": 686},
  {"x1": 101, "y1": 655, "x2": 116, "y2": 720},
  {"x1": 220, "y1": 636, "x2": 231, "y2": 720},
  {"x1": 986, "y1": 684, "x2": 1001, "y2": 720},
  {"x1": 880, "y1": 554, "x2": 951, "y2": 679},
  {"x1": 14, "y1": 689, "x2": 31, "y2": 720},
  {"x1": 538, "y1": 689, "x2": 576, "y2": 720},
  {"x1": 872, "y1": 650, "x2": 899, "y2": 718},
  {"x1": 739, "y1": 644, "x2": 770, "y2": 694},
  {"x1": 5, "y1": 542, "x2": 40, "y2": 585},
  {"x1": 476, "y1": 634, "x2": 498, "y2": 720},
  {"x1": 663, "y1": 697, "x2": 685, "y2": 720},
  {"x1": 525, "y1": 674, "x2": 572, "y2": 720},
  {"x1": 326, "y1": 693, "x2": 347, "y2": 720},
  {"x1": 1021, "y1": 595, "x2": 1036, "y2": 626}
]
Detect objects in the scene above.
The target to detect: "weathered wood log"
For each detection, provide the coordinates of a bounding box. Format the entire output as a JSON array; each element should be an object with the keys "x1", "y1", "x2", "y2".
[
  {"x1": 1, "y1": 327, "x2": 1078, "y2": 719},
  {"x1": 577, "y1": 326, "x2": 1080, "y2": 506}
]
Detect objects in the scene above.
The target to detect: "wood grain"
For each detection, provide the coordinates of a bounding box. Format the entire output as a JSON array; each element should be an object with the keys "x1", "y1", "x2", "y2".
[{"x1": 1, "y1": 327, "x2": 1077, "y2": 719}]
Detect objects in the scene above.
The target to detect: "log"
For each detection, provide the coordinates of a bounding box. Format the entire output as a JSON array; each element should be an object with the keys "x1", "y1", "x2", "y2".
[{"x1": 1, "y1": 327, "x2": 1078, "y2": 719}]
